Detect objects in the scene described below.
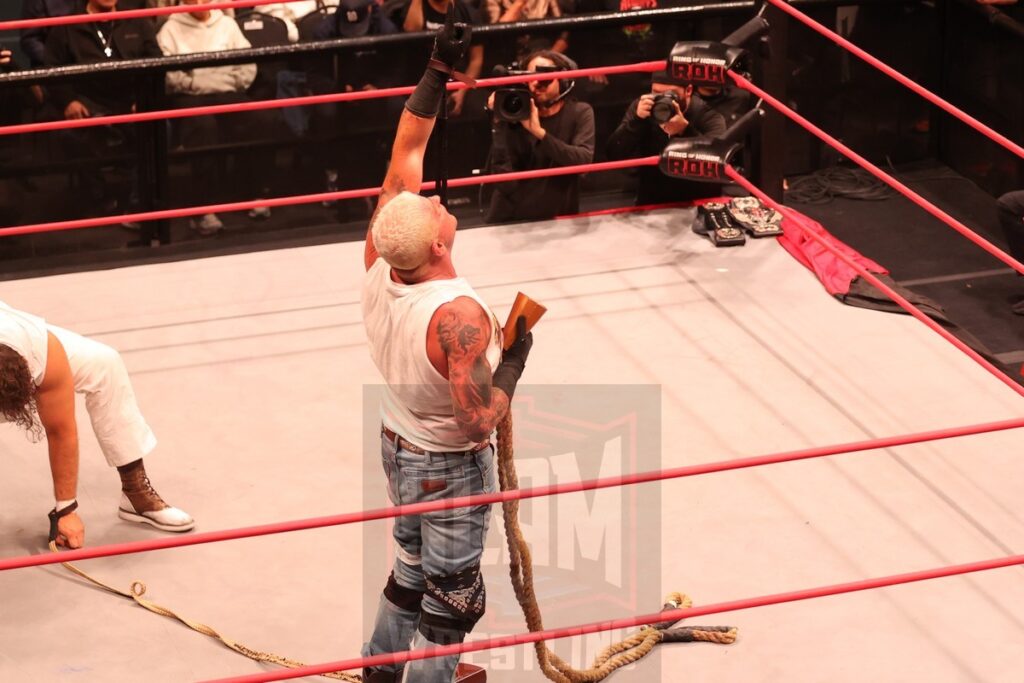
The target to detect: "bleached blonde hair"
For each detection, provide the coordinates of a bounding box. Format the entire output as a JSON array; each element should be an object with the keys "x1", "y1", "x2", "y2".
[{"x1": 371, "y1": 191, "x2": 441, "y2": 271}]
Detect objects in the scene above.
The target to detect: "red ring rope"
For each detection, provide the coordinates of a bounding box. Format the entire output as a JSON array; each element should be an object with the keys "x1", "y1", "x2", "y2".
[
  {"x1": 0, "y1": 0, "x2": 318, "y2": 31},
  {"x1": 0, "y1": 62, "x2": 666, "y2": 138},
  {"x1": 729, "y1": 71, "x2": 1024, "y2": 277},
  {"x1": 3, "y1": 414, "x2": 1022, "y2": 572},
  {"x1": 0, "y1": 157, "x2": 659, "y2": 237},
  {"x1": 203, "y1": 552, "x2": 1024, "y2": 682},
  {"x1": 766, "y1": 0, "x2": 1024, "y2": 159}
]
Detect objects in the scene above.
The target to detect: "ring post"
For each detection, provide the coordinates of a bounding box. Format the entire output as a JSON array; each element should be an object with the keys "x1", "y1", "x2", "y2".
[{"x1": 753, "y1": 0, "x2": 787, "y2": 202}]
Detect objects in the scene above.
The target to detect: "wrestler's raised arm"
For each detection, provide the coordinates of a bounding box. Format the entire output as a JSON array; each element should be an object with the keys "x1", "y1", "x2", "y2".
[{"x1": 365, "y1": 9, "x2": 471, "y2": 270}]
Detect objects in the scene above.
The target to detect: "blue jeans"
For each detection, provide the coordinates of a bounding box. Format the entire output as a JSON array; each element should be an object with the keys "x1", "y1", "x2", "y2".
[{"x1": 363, "y1": 434, "x2": 495, "y2": 682}]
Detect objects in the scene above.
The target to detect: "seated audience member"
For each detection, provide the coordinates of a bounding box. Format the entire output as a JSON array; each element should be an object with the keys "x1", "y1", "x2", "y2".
[
  {"x1": 158, "y1": 0, "x2": 277, "y2": 235},
  {"x1": 20, "y1": 0, "x2": 76, "y2": 68},
  {"x1": 485, "y1": 0, "x2": 569, "y2": 62},
  {"x1": 235, "y1": 1, "x2": 330, "y2": 42},
  {"x1": 306, "y1": 0, "x2": 400, "y2": 213},
  {"x1": 402, "y1": 0, "x2": 483, "y2": 116},
  {"x1": 486, "y1": 50, "x2": 594, "y2": 222},
  {"x1": 44, "y1": 0, "x2": 161, "y2": 211},
  {"x1": 998, "y1": 190, "x2": 1024, "y2": 314},
  {"x1": 606, "y1": 70, "x2": 727, "y2": 205}
]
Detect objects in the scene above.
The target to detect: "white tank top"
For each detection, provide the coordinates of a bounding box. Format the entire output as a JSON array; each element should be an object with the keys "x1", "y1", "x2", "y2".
[
  {"x1": 361, "y1": 258, "x2": 503, "y2": 452},
  {"x1": 0, "y1": 300, "x2": 49, "y2": 388}
]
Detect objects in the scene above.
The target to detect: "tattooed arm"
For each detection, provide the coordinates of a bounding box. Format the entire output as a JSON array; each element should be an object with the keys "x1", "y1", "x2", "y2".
[
  {"x1": 365, "y1": 108, "x2": 438, "y2": 270},
  {"x1": 433, "y1": 297, "x2": 509, "y2": 443}
]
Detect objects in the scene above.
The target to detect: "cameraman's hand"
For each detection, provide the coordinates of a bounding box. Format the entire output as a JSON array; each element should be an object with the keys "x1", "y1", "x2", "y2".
[
  {"x1": 636, "y1": 94, "x2": 655, "y2": 120},
  {"x1": 522, "y1": 99, "x2": 546, "y2": 140},
  {"x1": 64, "y1": 100, "x2": 90, "y2": 120},
  {"x1": 56, "y1": 511, "x2": 85, "y2": 549},
  {"x1": 0, "y1": 50, "x2": 11, "y2": 66},
  {"x1": 659, "y1": 99, "x2": 689, "y2": 137},
  {"x1": 487, "y1": 91, "x2": 496, "y2": 111},
  {"x1": 450, "y1": 89, "x2": 466, "y2": 116}
]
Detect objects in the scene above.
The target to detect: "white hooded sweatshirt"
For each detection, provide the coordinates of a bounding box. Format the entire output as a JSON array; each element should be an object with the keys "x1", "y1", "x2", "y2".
[{"x1": 157, "y1": 10, "x2": 256, "y2": 96}]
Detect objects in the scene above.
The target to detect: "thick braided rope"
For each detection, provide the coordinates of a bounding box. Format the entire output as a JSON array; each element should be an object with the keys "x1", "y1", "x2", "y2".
[
  {"x1": 48, "y1": 541, "x2": 361, "y2": 682},
  {"x1": 495, "y1": 412, "x2": 737, "y2": 682}
]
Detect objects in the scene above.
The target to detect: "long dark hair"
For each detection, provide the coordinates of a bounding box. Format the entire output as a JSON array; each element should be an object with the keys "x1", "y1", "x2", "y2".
[{"x1": 0, "y1": 344, "x2": 41, "y2": 439}]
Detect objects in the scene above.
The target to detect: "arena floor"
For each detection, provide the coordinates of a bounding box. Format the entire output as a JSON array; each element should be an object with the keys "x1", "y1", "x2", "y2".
[{"x1": 1, "y1": 208, "x2": 1023, "y2": 682}]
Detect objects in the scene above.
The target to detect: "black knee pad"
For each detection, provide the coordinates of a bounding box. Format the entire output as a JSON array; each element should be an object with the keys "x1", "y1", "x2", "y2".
[
  {"x1": 383, "y1": 572, "x2": 424, "y2": 613},
  {"x1": 418, "y1": 610, "x2": 476, "y2": 646},
  {"x1": 423, "y1": 563, "x2": 486, "y2": 633}
]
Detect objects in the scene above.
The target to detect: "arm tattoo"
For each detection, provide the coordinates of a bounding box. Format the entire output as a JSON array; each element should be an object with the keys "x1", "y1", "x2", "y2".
[{"x1": 437, "y1": 307, "x2": 507, "y2": 441}]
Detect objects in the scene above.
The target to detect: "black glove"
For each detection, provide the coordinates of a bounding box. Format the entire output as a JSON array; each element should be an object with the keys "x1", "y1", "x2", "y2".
[
  {"x1": 430, "y1": 6, "x2": 471, "y2": 72},
  {"x1": 492, "y1": 316, "x2": 533, "y2": 400},
  {"x1": 406, "y1": 7, "x2": 472, "y2": 117}
]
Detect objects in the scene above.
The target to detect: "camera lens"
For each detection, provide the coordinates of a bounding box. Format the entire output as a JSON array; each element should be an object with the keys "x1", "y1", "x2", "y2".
[
  {"x1": 504, "y1": 93, "x2": 525, "y2": 116},
  {"x1": 651, "y1": 92, "x2": 679, "y2": 125}
]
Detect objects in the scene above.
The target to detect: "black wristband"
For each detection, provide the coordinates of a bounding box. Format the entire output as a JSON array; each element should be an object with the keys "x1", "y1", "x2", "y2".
[
  {"x1": 406, "y1": 67, "x2": 449, "y2": 119},
  {"x1": 492, "y1": 360, "x2": 525, "y2": 400},
  {"x1": 48, "y1": 500, "x2": 79, "y2": 544}
]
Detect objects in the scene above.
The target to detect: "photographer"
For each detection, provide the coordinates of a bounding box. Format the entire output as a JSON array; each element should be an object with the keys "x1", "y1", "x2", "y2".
[
  {"x1": 486, "y1": 50, "x2": 595, "y2": 222},
  {"x1": 606, "y1": 70, "x2": 727, "y2": 205}
]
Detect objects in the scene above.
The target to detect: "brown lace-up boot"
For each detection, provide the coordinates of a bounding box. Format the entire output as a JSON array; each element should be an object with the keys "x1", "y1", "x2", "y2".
[{"x1": 117, "y1": 459, "x2": 194, "y2": 532}]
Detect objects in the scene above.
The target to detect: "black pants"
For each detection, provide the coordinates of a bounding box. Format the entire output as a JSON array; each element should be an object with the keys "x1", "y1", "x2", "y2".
[
  {"x1": 166, "y1": 92, "x2": 278, "y2": 201},
  {"x1": 998, "y1": 190, "x2": 1024, "y2": 263}
]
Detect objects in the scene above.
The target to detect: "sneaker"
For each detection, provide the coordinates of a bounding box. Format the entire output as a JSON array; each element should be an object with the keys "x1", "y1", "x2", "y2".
[
  {"x1": 248, "y1": 204, "x2": 272, "y2": 220},
  {"x1": 189, "y1": 213, "x2": 223, "y2": 236}
]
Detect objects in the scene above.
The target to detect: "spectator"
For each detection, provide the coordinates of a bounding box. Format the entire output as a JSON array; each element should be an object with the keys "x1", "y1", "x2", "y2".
[
  {"x1": 486, "y1": 50, "x2": 594, "y2": 222},
  {"x1": 20, "y1": 0, "x2": 76, "y2": 68},
  {"x1": 43, "y1": 0, "x2": 162, "y2": 212},
  {"x1": 235, "y1": 1, "x2": 330, "y2": 42},
  {"x1": 158, "y1": 0, "x2": 277, "y2": 235},
  {"x1": 485, "y1": 0, "x2": 569, "y2": 64},
  {"x1": 44, "y1": 0, "x2": 161, "y2": 119},
  {"x1": 305, "y1": 0, "x2": 400, "y2": 215},
  {"x1": 402, "y1": 0, "x2": 483, "y2": 116},
  {"x1": 606, "y1": 70, "x2": 727, "y2": 205}
]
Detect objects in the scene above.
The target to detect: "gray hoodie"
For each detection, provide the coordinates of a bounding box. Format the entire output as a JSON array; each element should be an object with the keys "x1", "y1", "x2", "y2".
[{"x1": 157, "y1": 10, "x2": 256, "y2": 96}]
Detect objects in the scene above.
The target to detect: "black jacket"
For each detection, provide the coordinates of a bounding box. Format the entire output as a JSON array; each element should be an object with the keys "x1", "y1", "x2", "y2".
[
  {"x1": 43, "y1": 6, "x2": 160, "y2": 114},
  {"x1": 487, "y1": 100, "x2": 595, "y2": 222},
  {"x1": 19, "y1": 0, "x2": 76, "y2": 67},
  {"x1": 606, "y1": 94, "x2": 727, "y2": 205}
]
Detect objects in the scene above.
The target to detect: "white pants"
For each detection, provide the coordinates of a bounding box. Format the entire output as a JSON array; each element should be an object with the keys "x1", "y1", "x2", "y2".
[{"x1": 50, "y1": 325, "x2": 157, "y2": 468}]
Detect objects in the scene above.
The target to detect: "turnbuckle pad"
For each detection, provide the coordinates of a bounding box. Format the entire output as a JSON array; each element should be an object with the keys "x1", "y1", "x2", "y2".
[
  {"x1": 728, "y1": 196, "x2": 784, "y2": 237},
  {"x1": 695, "y1": 202, "x2": 746, "y2": 247}
]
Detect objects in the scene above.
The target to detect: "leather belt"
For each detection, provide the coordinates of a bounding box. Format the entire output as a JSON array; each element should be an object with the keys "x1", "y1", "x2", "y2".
[{"x1": 382, "y1": 426, "x2": 490, "y2": 456}]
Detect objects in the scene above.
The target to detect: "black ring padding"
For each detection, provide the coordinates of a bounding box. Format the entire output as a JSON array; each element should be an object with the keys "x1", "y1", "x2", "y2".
[
  {"x1": 47, "y1": 501, "x2": 79, "y2": 543},
  {"x1": 384, "y1": 572, "x2": 425, "y2": 613}
]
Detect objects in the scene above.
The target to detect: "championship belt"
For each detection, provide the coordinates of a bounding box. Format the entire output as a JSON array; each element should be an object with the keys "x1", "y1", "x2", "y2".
[
  {"x1": 727, "y1": 196, "x2": 784, "y2": 237},
  {"x1": 695, "y1": 202, "x2": 746, "y2": 247}
]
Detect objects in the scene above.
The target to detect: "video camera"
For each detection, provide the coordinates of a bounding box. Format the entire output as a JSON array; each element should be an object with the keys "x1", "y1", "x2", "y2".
[{"x1": 490, "y1": 63, "x2": 564, "y2": 123}]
